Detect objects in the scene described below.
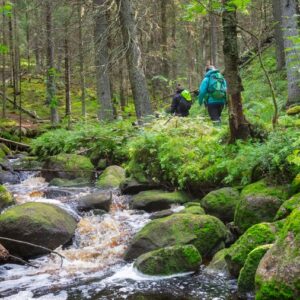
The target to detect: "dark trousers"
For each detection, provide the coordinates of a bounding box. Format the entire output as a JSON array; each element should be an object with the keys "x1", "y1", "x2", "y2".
[{"x1": 207, "y1": 103, "x2": 224, "y2": 121}]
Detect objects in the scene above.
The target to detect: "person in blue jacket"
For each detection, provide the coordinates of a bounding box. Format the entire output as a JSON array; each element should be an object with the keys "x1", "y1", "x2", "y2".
[{"x1": 198, "y1": 66, "x2": 227, "y2": 123}]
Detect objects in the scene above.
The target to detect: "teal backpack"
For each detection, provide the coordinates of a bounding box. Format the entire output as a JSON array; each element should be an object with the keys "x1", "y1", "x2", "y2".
[{"x1": 207, "y1": 72, "x2": 226, "y2": 99}]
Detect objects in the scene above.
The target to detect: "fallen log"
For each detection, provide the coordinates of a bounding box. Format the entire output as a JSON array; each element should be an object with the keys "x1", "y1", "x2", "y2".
[{"x1": 0, "y1": 137, "x2": 31, "y2": 151}]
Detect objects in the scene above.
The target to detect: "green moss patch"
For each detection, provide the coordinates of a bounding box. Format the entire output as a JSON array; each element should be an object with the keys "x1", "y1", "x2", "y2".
[
  {"x1": 96, "y1": 165, "x2": 126, "y2": 189},
  {"x1": 275, "y1": 193, "x2": 300, "y2": 220},
  {"x1": 0, "y1": 185, "x2": 14, "y2": 212}
]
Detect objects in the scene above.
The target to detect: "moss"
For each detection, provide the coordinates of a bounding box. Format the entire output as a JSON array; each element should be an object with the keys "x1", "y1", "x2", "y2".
[
  {"x1": 286, "y1": 105, "x2": 300, "y2": 116},
  {"x1": 291, "y1": 174, "x2": 300, "y2": 194},
  {"x1": 237, "y1": 244, "x2": 272, "y2": 294},
  {"x1": 49, "y1": 178, "x2": 90, "y2": 187},
  {"x1": 225, "y1": 222, "x2": 277, "y2": 277},
  {"x1": 275, "y1": 193, "x2": 300, "y2": 220},
  {"x1": 200, "y1": 187, "x2": 240, "y2": 222},
  {"x1": 207, "y1": 248, "x2": 229, "y2": 275},
  {"x1": 181, "y1": 206, "x2": 205, "y2": 215},
  {"x1": 96, "y1": 165, "x2": 125, "y2": 189},
  {"x1": 134, "y1": 245, "x2": 201, "y2": 275},
  {"x1": 54, "y1": 154, "x2": 93, "y2": 172},
  {"x1": 0, "y1": 143, "x2": 11, "y2": 155},
  {"x1": 0, "y1": 185, "x2": 14, "y2": 211},
  {"x1": 184, "y1": 202, "x2": 201, "y2": 208}
]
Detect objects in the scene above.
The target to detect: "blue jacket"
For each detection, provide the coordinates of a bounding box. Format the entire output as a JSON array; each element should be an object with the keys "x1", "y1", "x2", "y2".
[{"x1": 198, "y1": 69, "x2": 227, "y2": 106}]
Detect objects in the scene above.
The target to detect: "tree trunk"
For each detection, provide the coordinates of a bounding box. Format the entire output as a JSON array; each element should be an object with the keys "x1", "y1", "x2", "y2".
[
  {"x1": 116, "y1": 0, "x2": 152, "y2": 122},
  {"x1": 161, "y1": 0, "x2": 169, "y2": 78},
  {"x1": 281, "y1": 0, "x2": 300, "y2": 106},
  {"x1": 64, "y1": 37, "x2": 71, "y2": 117},
  {"x1": 45, "y1": 0, "x2": 59, "y2": 125},
  {"x1": 1, "y1": 0, "x2": 6, "y2": 118},
  {"x1": 93, "y1": 0, "x2": 113, "y2": 121},
  {"x1": 209, "y1": 1, "x2": 218, "y2": 66},
  {"x1": 272, "y1": 0, "x2": 285, "y2": 70},
  {"x1": 222, "y1": 1, "x2": 250, "y2": 142},
  {"x1": 13, "y1": 1, "x2": 20, "y2": 97}
]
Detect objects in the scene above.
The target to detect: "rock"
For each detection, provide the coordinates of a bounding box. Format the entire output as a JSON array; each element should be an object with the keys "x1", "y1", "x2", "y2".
[
  {"x1": 42, "y1": 154, "x2": 94, "y2": 182},
  {"x1": 0, "y1": 171, "x2": 20, "y2": 184},
  {"x1": 180, "y1": 206, "x2": 205, "y2": 215},
  {"x1": 77, "y1": 191, "x2": 112, "y2": 212},
  {"x1": 134, "y1": 245, "x2": 202, "y2": 276},
  {"x1": 225, "y1": 222, "x2": 279, "y2": 277},
  {"x1": 200, "y1": 188, "x2": 240, "y2": 223},
  {"x1": 286, "y1": 105, "x2": 300, "y2": 115},
  {"x1": 184, "y1": 202, "x2": 202, "y2": 208},
  {"x1": 49, "y1": 178, "x2": 90, "y2": 187},
  {"x1": 275, "y1": 193, "x2": 300, "y2": 220},
  {"x1": 43, "y1": 188, "x2": 73, "y2": 199},
  {"x1": 234, "y1": 180, "x2": 288, "y2": 233},
  {"x1": 120, "y1": 177, "x2": 162, "y2": 195},
  {"x1": 207, "y1": 248, "x2": 229, "y2": 276},
  {"x1": 130, "y1": 190, "x2": 192, "y2": 212},
  {"x1": 125, "y1": 213, "x2": 228, "y2": 261},
  {"x1": 150, "y1": 209, "x2": 174, "y2": 220},
  {"x1": 255, "y1": 208, "x2": 300, "y2": 300},
  {"x1": 0, "y1": 243, "x2": 9, "y2": 263},
  {"x1": 0, "y1": 185, "x2": 14, "y2": 212},
  {"x1": 96, "y1": 165, "x2": 126, "y2": 189},
  {"x1": 13, "y1": 156, "x2": 43, "y2": 171},
  {"x1": 0, "y1": 202, "x2": 77, "y2": 258},
  {"x1": 237, "y1": 244, "x2": 272, "y2": 295},
  {"x1": 0, "y1": 144, "x2": 12, "y2": 162}
]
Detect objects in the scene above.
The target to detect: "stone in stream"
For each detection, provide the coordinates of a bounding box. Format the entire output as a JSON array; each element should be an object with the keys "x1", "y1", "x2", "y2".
[
  {"x1": 134, "y1": 245, "x2": 202, "y2": 276},
  {"x1": 49, "y1": 178, "x2": 91, "y2": 188},
  {"x1": 200, "y1": 187, "x2": 240, "y2": 223},
  {"x1": 42, "y1": 154, "x2": 94, "y2": 182},
  {"x1": 0, "y1": 143, "x2": 12, "y2": 162},
  {"x1": 120, "y1": 177, "x2": 162, "y2": 195},
  {"x1": 206, "y1": 248, "x2": 230, "y2": 276},
  {"x1": 77, "y1": 191, "x2": 112, "y2": 212},
  {"x1": 0, "y1": 171, "x2": 20, "y2": 185},
  {"x1": 179, "y1": 206, "x2": 205, "y2": 215},
  {"x1": 255, "y1": 208, "x2": 300, "y2": 300},
  {"x1": 234, "y1": 180, "x2": 288, "y2": 233},
  {"x1": 130, "y1": 190, "x2": 192, "y2": 212},
  {"x1": 0, "y1": 185, "x2": 14, "y2": 212},
  {"x1": 125, "y1": 213, "x2": 229, "y2": 261},
  {"x1": 0, "y1": 202, "x2": 77, "y2": 258},
  {"x1": 96, "y1": 165, "x2": 126, "y2": 189},
  {"x1": 274, "y1": 192, "x2": 300, "y2": 220}
]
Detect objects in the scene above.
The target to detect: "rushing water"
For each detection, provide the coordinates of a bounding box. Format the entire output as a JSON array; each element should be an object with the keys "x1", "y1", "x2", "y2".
[{"x1": 0, "y1": 168, "x2": 237, "y2": 300}]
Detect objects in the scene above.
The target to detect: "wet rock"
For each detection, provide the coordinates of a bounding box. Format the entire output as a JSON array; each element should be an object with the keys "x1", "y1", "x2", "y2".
[
  {"x1": 275, "y1": 193, "x2": 300, "y2": 220},
  {"x1": 96, "y1": 165, "x2": 125, "y2": 189},
  {"x1": 237, "y1": 244, "x2": 272, "y2": 295},
  {"x1": 134, "y1": 245, "x2": 202, "y2": 276},
  {"x1": 77, "y1": 191, "x2": 112, "y2": 212},
  {"x1": 234, "y1": 180, "x2": 288, "y2": 233},
  {"x1": 13, "y1": 156, "x2": 43, "y2": 171},
  {"x1": 0, "y1": 185, "x2": 14, "y2": 212},
  {"x1": 150, "y1": 209, "x2": 174, "y2": 220},
  {"x1": 207, "y1": 248, "x2": 229, "y2": 276},
  {"x1": 42, "y1": 154, "x2": 94, "y2": 182},
  {"x1": 255, "y1": 208, "x2": 300, "y2": 300},
  {"x1": 0, "y1": 202, "x2": 77, "y2": 258},
  {"x1": 43, "y1": 188, "x2": 73, "y2": 199},
  {"x1": 125, "y1": 213, "x2": 228, "y2": 261},
  {"x1": 49, "y1": 178, "x2": 90, "y2": 188},
  {"x1": 0, "y1": 171, "x2": 20, "y2": 184},
  {"x1": 225, "y1": 222, "x2": 279, "y2": 277},
  {"x1": 130, "y1": 190, "x2": 191, "y2": 212},
  {"x1": 200, "y1": 188, "x2": 240, "y2": 223},
  {"x1": 120, "y1": 177, "x2": 162, "y2": 195}
]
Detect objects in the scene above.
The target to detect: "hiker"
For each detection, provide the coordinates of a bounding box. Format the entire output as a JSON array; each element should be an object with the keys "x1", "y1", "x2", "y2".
[
  {"x1": 170, "y1": 85, "x2": 192, "y2": 117},
  {"x1": 198, "y1": 66, "x2": 227, "y2": 124}
]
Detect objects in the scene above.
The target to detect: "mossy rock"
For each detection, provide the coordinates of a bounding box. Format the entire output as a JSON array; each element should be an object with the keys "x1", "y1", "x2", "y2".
[
  {"x1": 13, "y1": 156, "x2": 43, "y2": 171},
  {"x1": 131, "y1": 190, "x2": 192, "y2": 212},
  {"x1": 286, "y1": 105, "x2": 300, "y2": 115},
  {"x1": 200, "y1": 188, "x2": 240, "y2": 223},
  {"x1": 207, "y1": 248, "x2": 229, "y2": 276},
  {"x1": 96, "y1": 165, "x2": 126, "y2": 189},
  {"x1": 42, "y1": 154, "x2": 94, "y2": 182},
  {"x1": 180, "y1": 206, "x2": 205, "y2": 215},
  {"x1": 255, "y1": 208, "x2": 300, "y2": 300},
  {"x1": 134, "y1": 245, "x2": 202, "y2": 276},
  {"x1": 291, "y1": 173, "x2": 300, "y2": 194},
  {"x1": 125, "y1": 213, "x2": 228, "y2": 261},
  {"x1": 275, "y1": 193, "x2": 300, "y2": 220},
  {"x1": 120, "y1": 177, "x2": 161, "y2": 195},
  {"x1": 0, "y1": 185, "x2": 14, "y2": 212},
  {"x1": 0, "y1": 143, "x2": 11, "y2": 160},
  {"x1": 0, "y1": 202, "x2": 77, "y2": 258},
  {"x1": 237, "y1": 244, "x2": 272, "y2": 294},
  {"x1": 225, "y1": 222, "x2": 278, "y2": 277},
  {"x1": 184, "y1": 202, "x2": 202, "y2": 208},
  {"x1": 234, "y1": 180, "x2": 288, "y2": 233},
  {"x1": 49, "y1": 178, "x2": 90, "y2": 187}
]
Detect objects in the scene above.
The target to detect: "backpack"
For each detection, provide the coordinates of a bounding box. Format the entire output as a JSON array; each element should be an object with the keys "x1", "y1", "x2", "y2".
[
  {"x1": 180, "y1": 89, "x2": 192, "y2": 111},
  {"x1": 207, "y1": 72, "x2": 226, "y2": 99}
]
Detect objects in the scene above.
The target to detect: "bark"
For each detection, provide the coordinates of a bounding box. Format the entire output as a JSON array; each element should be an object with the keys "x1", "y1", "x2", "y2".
[
  {"x1": 161, "y1": 0, "x2": 169, "y2": 78},
  {"x1": 209, "y1": 1, "x2": 218, "y2": 66},
  {"x1": 45, "y1": 0, "x2": 59, "y2": 125},
  {"x1": 281, "y1": 0, "x2": 300, "y2": 106},
  {"x1": 12, "y1": 1, "x2": 20, "y2": 97},
  {"x1": 64, "y1": 37, "x2": 71, "y2": 116},
  {"x1": 1, "y1": 0, "x2": 6, "y2": 118},
  {"x1": 93, "y1": 0, "x2": 113, "y2": 121},
  {"x1": 272, "y1": 0, "x2": 285, "y2": 70},
  {"x1": 222, "y1": 1, "x2": 250, "y2": 142},
  {"x1": 116, "y1": 0, "x2": 152, "y2": 121}
]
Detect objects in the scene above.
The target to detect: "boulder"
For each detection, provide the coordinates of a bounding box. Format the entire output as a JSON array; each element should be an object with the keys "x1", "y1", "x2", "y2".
[
  {"x1": 96, "y1": 165, "x2": 125, "y2": 189},
  {"x1": 234, "y1": 180, "x2": 288, "y2": 233},
  {"x1": 275, "y1": 193, "x2": 300, "y2": 220},
  {"x1": 180, "y1": 206, "x2": 205, "y2": 215},
  {"x1": 49, "y1": 178, "x2": 90, "y2": 188},
  {"x1": 225, "y1": 222, "x2": 278, "y2": 277},
  {"x1": 0, "y1": 171, "x2": 20, "y2": 184},
  {"x1": 255, "y1": 208, "x2": 300, "y2": 300},
  {"x1": 134, "y1": 245, "x2": 201, "y2": 276},
  {"x1": 237, "y1": 244, "x2": 272, "y2": 295},
  {"x1": 0, "y1": 185, "x2": 14, "y2": 212},
  {"x1": 130, "y1": 190, "x2": 191, "y2": 212},
  {"x1": 125, "y1": 213, "x2": 228, "y2": 261},
  {"x1": 0, "y1": 202, "x2": 77, "y2": 258},
  {"x1": 286, "y1": 105, "x2": 300, "y2": 115},
  {"x1": 150, "y1": 209, "x2": 174, "y2": 220},
  {"x1": 13, "y1": 156, "x2": 43, "y2": 171},
  {"x1": 42, "y1": 154, "x2": 94, "y2": 182},
  {"x1": 184, "y1": 202, "x2": 202, "y2": 208},
  {"x1": 120, "y1": 177, "x2": 161, "y2": 195},
  {"x1": 0, "y1": 144, "x2": 11, "y2": 162},
  {"x1": 207, "y1": 248, "x2": 229, "y2": 276},
  {"x1": 77, "y1": 191, "x2": 112, "y2": 212},
  {"x1": 200, "y1": 187, "x2": 240, "y2": 223}
]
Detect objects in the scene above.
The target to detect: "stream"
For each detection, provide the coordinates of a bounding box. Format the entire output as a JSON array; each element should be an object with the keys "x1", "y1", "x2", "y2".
[{"x1": 0, "y1": 167, "x2": 237, "y2": 300}]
